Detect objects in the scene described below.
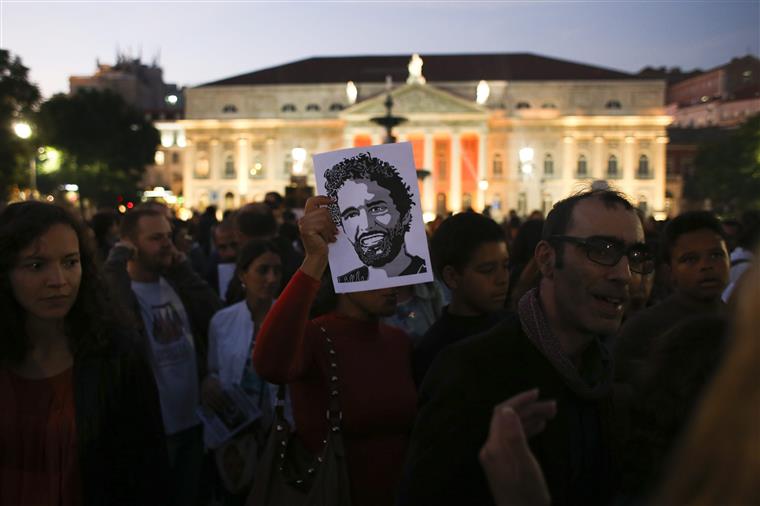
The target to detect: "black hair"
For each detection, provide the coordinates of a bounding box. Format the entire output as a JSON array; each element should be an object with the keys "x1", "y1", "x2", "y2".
[
  {"x1": 0, "y1": 201, "x2": 117, "y2": 363},
  {"x1": 119, "y1": 208, "x2": 163, "y2": 240},
  {"x1": 510, "y1": 219, "x2": 544, "y2": 268},
  {"x1": 90, "y1": 210, "x2": 119, "y2": 241},
  {"x1": 235, "y1": 204, "x2": 277, "y2": 239},
  {"x1": 662, "y1": 211, "x2": 726, "y2": 265},
  {"x1": 323, "y1": 152, "x2": 415, "y2": 232},
  {"x1": 236, "y1": 239, "x2": 282, "y2": 274},
  {"x1": 543, "y1": 189, "x2": 634, "y2": 267},
  {"x1": 430, "y1": 212, "x2": 506, "y2": 278}
]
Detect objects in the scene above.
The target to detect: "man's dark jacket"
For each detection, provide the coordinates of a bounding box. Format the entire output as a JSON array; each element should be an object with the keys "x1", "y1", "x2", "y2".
[
  {"x1": 399, "y1": 312, "x2": 617, "y2": 506},
  {"x1": 104, "y1": 245, "x2": 222, "y2": 380}
]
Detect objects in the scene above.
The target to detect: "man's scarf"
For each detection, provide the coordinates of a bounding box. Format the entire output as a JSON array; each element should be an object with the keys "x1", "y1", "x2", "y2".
[{"x1": 517, "y1": 288, "x2": 613, "y2": 400}]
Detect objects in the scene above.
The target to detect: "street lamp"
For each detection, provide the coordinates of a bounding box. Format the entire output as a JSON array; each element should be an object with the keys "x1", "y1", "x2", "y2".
[{"x1": 13, "y1": 121, "x2": 37, "y2": 198}]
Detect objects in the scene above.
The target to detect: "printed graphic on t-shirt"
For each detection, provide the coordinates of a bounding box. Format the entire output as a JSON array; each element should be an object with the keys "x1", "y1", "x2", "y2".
[{"x1": 149, "y1": 302, "x2": 193, "y2": 366}]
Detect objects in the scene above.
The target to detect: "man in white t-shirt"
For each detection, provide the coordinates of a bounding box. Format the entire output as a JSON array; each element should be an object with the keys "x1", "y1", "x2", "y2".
[{"x1": 105, "y1": 207, "x2": 222, "y2": 506}]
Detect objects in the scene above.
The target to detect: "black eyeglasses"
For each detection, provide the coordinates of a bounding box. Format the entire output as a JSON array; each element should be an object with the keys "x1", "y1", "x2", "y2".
[{"x1": 549, "y1": 235, "x2": 655, "y2": 274}]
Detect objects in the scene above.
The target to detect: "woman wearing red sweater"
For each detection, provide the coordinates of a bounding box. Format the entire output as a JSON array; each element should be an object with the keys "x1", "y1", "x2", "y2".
[{"x1": 253, "y1": 196, "x2": 417, "y2": 506}]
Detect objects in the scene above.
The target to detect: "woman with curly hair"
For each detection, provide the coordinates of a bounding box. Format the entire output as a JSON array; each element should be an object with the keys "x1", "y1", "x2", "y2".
[{"x1": 0, "y1": 201, "x2": 169, "y2": 506}]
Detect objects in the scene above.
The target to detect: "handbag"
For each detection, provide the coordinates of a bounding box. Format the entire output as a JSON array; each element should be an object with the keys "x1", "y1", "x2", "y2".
[{"x1": 246, "y1": 325, "x2": 352, "y2": 506}]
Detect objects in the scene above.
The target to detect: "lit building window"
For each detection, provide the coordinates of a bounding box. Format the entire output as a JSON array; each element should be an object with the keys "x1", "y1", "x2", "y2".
[
  {"x1": 492, "y1": 153, "x2": 503, "y2": 178},
  {"x1": 154, "y1": 151, "x2": 165, "y2": 165},
  {"x1": 576, "y1": 154, "x2": 588, "y2": 178},
  {"x1": 637, "y1": 155, "x2": 650, "y2": 178},
  {"x1": 605, "y1": 100, "x2": 622, "y2": 109},
  {"x1": 436, "y1": 193, "x2": 447, "y2": 216},
  {"x1": 224, "y1": 155, "x2": 235, "y2": 178},
  {"x1": 543, "y1": 153, "x2": 554, "y2": 176},
  {"x1": 224, "y1": 192, "x2": 235, "y2": 209},
  {"x1": 607, "y1": 155, "x2": 619, "y2": 178}
]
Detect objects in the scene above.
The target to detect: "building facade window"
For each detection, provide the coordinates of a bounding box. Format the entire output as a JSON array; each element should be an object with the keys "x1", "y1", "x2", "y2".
[
  {"x1": 492, "y1": 153, "x2": 503, "y2": 178},
  {"x1": 543, "y1": 153, "x2": 554, "y2": 177},
  {"x1": 171, "y1": 152, "x2": 180, "y2": 164},
  {"x1": 195, "y1": 144, "x2": 210, "y2": 178},
  {"x1": 283, "y1": 152, "x2": 293, "y2": 176},
  {"x1": 517, "y1": 192, "x2": 527, "y2": 216},
  {"x1": 637, "y1": 154, "x2": 651, "y2": 178},
  {"x1": 281, "y1": 104, "x2": 296, "y2": 112},
  {"x1": 576, "y1": 154, "x2": 588, "y2": 178},
  {"x1": 329, "y1": 103, "x2": 344, "y2": 111},
  {"x1": 541, "y1": 102, "x2": 557, "y2": 109},
  {"x1": 607, "y1": 155, "x2": 619, "y2": 178},
  {"x1": 222, "y1": 104, "x2": 238, "y2": 113},
  {"x1": 435, "y1": 142, "x2": 448, "y2": 180},
  {"x1": 462, "y1": 193, "x2": 473, "y2": 210},
  {"x1": 223, "y1": 154, "x2": 235, "y2": 178},
  {"x1": 306, "y1": 103, "x2": 321, "y2": 112},
  {"x1": 224, "y1": 192, "x2": 235, "y2": 209},
  {"x1": 605, "y1": 100, "x2": 622, "y2": 109},
  {"x1": 436, "y1": 193, "x2": 447, "y2": 216},
  {"x1": 516, "y1": 101, "x2": 531, "y2": 109},
  {"x1": 638, "y1": 195, "x2": 648, "y2": 216}
]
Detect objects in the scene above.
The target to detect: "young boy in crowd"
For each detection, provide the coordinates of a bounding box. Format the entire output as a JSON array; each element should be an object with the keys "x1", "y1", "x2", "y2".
[
  {"x1": 614, "y1": 210, "x2": 730, "y2": 385},
  {"x1": 412, "y1": 212, "x2": 510, "y2": 386}
]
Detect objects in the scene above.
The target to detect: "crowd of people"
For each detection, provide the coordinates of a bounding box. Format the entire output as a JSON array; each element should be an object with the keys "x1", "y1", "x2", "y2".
[{"x1": 1, "y1": 187, "x2": 758, "y2": 506}]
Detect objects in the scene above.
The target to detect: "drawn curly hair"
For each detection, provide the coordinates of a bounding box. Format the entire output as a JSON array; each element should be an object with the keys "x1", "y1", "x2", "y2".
[{"x1": 323, "y1": 152, "x2": 415, "y2": 232}]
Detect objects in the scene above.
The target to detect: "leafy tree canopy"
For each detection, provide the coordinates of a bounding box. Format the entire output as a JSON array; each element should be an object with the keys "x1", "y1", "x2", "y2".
[
  {"x1": 0, "y1": 49, "x2": 41, "y2": 200},
  {"x1": 690, "y1": 114, "x2": 760, "y2": 214},
  {"x1": 35, "y1": 88, "x2": 159, "y2": 207}
]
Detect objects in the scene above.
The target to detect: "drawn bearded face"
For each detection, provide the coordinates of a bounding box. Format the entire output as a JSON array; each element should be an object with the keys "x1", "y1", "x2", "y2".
[{"x1": 336, "y1": 178, "x2": 407, "y2": 267}]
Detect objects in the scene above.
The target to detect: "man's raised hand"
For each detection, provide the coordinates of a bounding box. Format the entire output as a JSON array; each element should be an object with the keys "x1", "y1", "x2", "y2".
[{"x1": 299, "y1": 196, "x2": 339, "y2": 280}]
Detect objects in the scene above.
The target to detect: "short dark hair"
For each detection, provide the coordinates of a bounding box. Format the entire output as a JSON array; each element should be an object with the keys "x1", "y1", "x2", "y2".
[
  {"x1": 0, "y1": 202, "x2": 117, "y2": 363},
  {"x1": 119, "y1": 208, "x2": 164, "y2": 240},
  {"x1": 235, "y1": 203, "x2": 277, "y2": 239},
  {"x1": 543, "y1": 189, "x2": 634, "y2": 267},
  {"x1": 431, "y1": 212, "x2": 506, "y2": 278},
  {"x1": 662, "y1": 211, "x2": 726, "y2": 265},
  {"x1": 324, "y1": 152, "x2": 414, "y2": 232},
  {"x1": 236, "y1": 239, "x2": 282, "y2": 273}
]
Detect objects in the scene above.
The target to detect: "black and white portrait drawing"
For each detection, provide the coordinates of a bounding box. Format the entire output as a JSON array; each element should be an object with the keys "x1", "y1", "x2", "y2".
[{"x1": 314, "y1": 142, "x2": 433, "y2": 293}]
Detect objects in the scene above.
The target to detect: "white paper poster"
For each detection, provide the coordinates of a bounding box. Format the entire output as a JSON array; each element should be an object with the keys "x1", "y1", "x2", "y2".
[{"x1": 313, "y1": 142, "x2": 433, "y2": 293}]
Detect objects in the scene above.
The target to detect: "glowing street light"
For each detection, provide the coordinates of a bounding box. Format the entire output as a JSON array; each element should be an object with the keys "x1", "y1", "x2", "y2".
[{"x1": 13, "y1": 121, "x2": 32, "y2": 139}]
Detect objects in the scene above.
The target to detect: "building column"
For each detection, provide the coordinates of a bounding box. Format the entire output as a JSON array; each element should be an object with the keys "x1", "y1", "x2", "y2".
[
  {"x1": 423, "y1": 132, "x2": 435, "y2": 216},
  {"x1": 623, "y1": 136, "x2": 636, "y2": 197},
  {"x1": 562, "y1": 135, "x2": 576, "y2": 203},
  {"x1": 653, "y1": 136, "x2": 667, "y2": 214},
  {"x1": 592, "y1": 136, "x2": 604, "y2": 180},
  {"x1": 476, "y1": 130, "x2": 487, "y2": 211},
  {"x1": 183, "y1": 141, "x2": 196, "y2": 206},
  {"x1": 237, "y1": 137, "x2": 250, "y2": 202},
  {"x1": 210, "y1": 139, "x2": 221, "y2": 180},
  {"x1": 266, "y1": 137, "x2": 276, "y2": 187},
  {"x1": 450, "y1": 132, "x2": 462, "y2": 212}
]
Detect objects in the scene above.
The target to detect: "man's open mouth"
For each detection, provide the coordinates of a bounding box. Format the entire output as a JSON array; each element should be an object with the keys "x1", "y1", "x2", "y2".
[{"x1": 359, "y1": 232, "x2": 386, "y2": 248}]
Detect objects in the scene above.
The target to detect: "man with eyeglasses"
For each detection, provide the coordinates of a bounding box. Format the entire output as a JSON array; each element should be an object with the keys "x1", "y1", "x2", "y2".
[{"x1": 400, "y1": 189, "x2": 644, "y2": 506}]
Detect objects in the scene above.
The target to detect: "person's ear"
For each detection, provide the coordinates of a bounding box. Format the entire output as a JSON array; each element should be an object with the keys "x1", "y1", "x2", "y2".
[
  {"x1": 442, "y1": 265, "x2": 460, "y2": 290},
  {"x1": 534, "y1": 241, "x2": 556, "y2": 279}
]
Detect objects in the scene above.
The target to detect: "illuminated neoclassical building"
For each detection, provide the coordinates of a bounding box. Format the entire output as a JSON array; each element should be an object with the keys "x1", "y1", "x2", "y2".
[{"x1": 171, "y1": 53, "x2": 670, "y2": 218}]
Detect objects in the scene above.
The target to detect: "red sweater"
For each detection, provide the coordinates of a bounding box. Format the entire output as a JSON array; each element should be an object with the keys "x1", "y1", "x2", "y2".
[{"x1": 254, "y1": 270, "x2": 418, "y2": 506}]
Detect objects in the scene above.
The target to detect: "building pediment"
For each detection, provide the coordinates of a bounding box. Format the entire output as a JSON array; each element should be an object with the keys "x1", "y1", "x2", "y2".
[{"x1": 342, "y1": 83, "x2": 487, "y2": 118}]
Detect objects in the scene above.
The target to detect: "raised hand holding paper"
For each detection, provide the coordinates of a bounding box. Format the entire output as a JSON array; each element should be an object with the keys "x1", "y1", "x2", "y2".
[{"x1": 313, "y1": 142, "x2": 433, "y2": 293}]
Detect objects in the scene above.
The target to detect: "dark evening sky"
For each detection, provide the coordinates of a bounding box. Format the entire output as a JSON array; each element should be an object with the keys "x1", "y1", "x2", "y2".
[{"x1": 2, "y1": 1, "x2": 758, "y2": 97}]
